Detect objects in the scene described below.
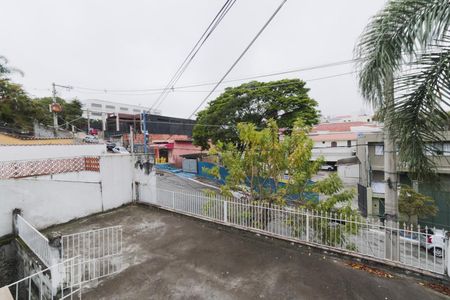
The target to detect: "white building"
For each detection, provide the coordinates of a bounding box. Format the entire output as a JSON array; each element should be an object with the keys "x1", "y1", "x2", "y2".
[
  {"x1": 81, "y1": 99, "x2": 161, "y2": 130},
  {"x1": 310, "y1": 121, "x2": 381, "y2": 164}
]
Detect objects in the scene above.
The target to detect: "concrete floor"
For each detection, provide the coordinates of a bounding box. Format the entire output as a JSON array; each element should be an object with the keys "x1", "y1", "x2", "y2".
[{"x1": 47, "y1": 205, "x2": 447, "y2": 300}]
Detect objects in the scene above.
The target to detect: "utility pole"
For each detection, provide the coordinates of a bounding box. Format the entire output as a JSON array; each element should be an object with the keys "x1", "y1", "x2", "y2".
[
  {"x1": 383, "y1": 75, "x2": 399, "y2": 261},
  {"x1": 87, "y1": 109, "x2": 91, "y2": 134},
  {"x1": 142, "y1": 112, "x2": 148, "y2": 154},
  {"x1": 52, "y1": 83, "x2": 58, "y2": 129}
]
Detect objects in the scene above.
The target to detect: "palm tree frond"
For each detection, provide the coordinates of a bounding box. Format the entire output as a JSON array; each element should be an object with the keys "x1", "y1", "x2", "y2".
[
  {"x1": 389, "y1": 47, "x2": 450, "y2": 178},
  {"x1": 355, "y1": 0, "x2": 450, "y2": 107}
]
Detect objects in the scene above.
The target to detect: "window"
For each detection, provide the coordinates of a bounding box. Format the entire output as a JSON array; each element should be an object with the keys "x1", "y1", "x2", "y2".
[
  {"x1": 133, "y1": 109, "x2": 141, "y2": 113},
  {"x1": 331, "y1": 141, "x2": 337, "y2": 147},
  {"x1": 91, "y1": 112, "x2": 102, "y2": 116},
  {"x1": 375, "y1": 145, "x2": 384, "y2": 156},
  {"x1": 322, "y1": 141, "x2": 325, "y2": 144},
  {"x1": 444, "y1": 143, "x2": 450, "y2": 156},
  {"x1": 91, "y1": 103, "x2": 102, "y2": 108},
  {"x1": 120, "y1": 107, "x2": 128, "y2": 111},
  {"x1": 347, "y1": 140, "x2": 352, "y2": 147},
  {"x1": 105, "y1": 105, "x2": 115, "y2": 110},
  {"x1": 426, "y1": 143, "x2": 444, "y2": 156}
]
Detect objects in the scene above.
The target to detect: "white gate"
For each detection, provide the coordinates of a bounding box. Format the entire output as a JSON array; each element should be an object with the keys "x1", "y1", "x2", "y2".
[{"x1": 61, "y1": 226, "x2": 123, "y2": 282}]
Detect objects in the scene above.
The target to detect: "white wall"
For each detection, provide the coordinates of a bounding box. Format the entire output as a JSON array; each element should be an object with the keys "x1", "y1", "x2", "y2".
[
  {"x1": 0, "y1": 154, "x2": 134, "y2": 237},
  {"x1": 337, "y1": 164, "x2": 359, "y2": 185},
  {"x1": 0, "y1": 144, "x2": 106, "y2": 161},
  {"x1": 99, "y1": 155, "x2": 134, "y2": 210}
]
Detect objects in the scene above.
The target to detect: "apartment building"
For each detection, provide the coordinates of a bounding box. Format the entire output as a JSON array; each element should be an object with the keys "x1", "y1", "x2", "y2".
[{"x1": 356, "y1": 132, "x2": 450, "y2": 228}]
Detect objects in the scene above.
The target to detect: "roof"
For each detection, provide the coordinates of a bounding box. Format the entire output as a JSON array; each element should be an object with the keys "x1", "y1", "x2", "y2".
[
  {"x1": 311, "y1": 122, "x2": 377, "y2": 133},
  {"x1": 336, "y1": 156, "x2": 360, "y2": 166},
  {"x1": 310, "y1": 133, "x2": 357, "y2": 142}
]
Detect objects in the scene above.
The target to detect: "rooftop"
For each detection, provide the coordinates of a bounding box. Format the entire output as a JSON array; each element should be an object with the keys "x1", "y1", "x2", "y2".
[
  {"x1": 45, "y1": 205, "x2": 445, "y2": 300},
  {"x1": 312, "y1": 122, "x2": 378, "y2": 133}
]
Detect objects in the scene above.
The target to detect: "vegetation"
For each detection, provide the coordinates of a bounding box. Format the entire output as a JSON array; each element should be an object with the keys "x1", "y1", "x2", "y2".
[
  {"x1": 356, "y1": 0, "x2": 450, "y2": 178},
  {"x1": 0, "y1": 56, "x2": 86, "y2": 133},
  {"x1": 193, "y1": 79, "x2": 320, "y2": 149},
  {"x1": 399, "y1": 185, "x2": 438, "y2": 224},
  {"x1": 202, "y1": 119, "x2": 358, "y2": 248}
]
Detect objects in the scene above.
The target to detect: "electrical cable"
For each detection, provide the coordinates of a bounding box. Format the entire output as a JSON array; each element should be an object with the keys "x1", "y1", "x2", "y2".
[{"x1": 188, "y1": 0, "x2": 289, "y2": 119}]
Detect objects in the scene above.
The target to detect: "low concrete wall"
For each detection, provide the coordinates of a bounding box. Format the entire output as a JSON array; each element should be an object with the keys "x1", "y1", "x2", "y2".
[
  {"x1": 0, "y1": 155, "x2": 133, "y2": 238},
  {"x1": 0, "y1": 144, "x2": 106, "y2": 161}
]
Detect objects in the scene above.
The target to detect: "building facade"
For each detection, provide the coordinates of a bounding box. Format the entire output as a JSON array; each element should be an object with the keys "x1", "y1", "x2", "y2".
[
  {"x1": 357, "y1": 132, "x2": 450, "y2": 228},
  {"x1": 310, "y1": 121, "x2": 381, "y2": 165},
  {"x1": 81, "y1": 99, "x2": 161, "y2": 130}
]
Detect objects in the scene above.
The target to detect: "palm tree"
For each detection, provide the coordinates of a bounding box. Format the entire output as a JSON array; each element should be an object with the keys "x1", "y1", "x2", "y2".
[
  {"x1": 0, "y1": 56, "x2": 23, "y2": 77},
  {"x1": 356, "y1": 0, "x2": 450, "y2": 178},
  {"x1": 355, "y1": 0, "x2": 450, "y2": 260}
]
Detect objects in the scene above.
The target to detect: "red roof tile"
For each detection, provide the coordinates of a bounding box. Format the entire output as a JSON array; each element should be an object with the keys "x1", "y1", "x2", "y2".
[{"x1": 311, "y1": 122, "x2": 377, "y2": 133}]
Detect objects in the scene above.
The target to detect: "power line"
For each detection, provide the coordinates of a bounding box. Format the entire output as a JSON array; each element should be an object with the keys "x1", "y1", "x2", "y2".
[
  {"x1": 64, "y1": 71, "x2": 355, "y2": 97},
  {"x1": 57, "y1": 59, "x2": 356, "y2": 95},
  {"x1": 188, "y1": 0, "x2": 289, "y2": 119},
  {"x1": 151, "y1": 0, "x2": 237, "y2": 110}
]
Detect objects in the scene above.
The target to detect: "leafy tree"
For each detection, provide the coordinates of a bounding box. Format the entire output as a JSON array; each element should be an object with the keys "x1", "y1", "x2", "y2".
[
  {"x1": 207, "y1": 119, "x2": 354, "y2": 209},
  {"x1": 193, "y1": 79, "x2": 320, "y2": 149},
  {"x1": 0, "y1": 56, "x2": 35, "y2": 132},
  {"x1": 33, "y1": 97, "x2": 85, "y2": 129},
  {"x1": 399, "y1": 185, "x2": 438, "y2": 224},
  {"x1": 355, "y1": 0, "x2": 450, "y2": 178}
]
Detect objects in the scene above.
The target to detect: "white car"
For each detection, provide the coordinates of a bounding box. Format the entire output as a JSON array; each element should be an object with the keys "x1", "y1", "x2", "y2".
[
  {"x1": 83, "y1": 135, "x2": 99, "y2": 143},
  {"x1": 420, "y1": 228, "x2": 446, "y2": 257},
  {"x1": 112, "y1": 146, "x2": 129, "y2": 154}
]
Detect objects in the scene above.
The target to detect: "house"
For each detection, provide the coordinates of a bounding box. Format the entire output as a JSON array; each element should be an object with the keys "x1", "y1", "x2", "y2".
[
  {"x1": 107, "y1": 113, "x2": 202, "y2": 168},
  {"x1": 356, "y1": 132, "x2": 450, "y2": 228},
  {"x1": 309, "y1": 121, "x2": 381, "y2": 166}
]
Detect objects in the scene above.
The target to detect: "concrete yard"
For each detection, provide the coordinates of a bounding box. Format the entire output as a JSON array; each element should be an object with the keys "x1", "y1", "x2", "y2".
[{"x1": 46, "y1": 205, "x2": 447, "y2": 300}]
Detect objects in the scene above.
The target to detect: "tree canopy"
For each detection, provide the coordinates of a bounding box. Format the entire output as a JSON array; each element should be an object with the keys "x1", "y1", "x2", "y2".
[
  {"x1": 193, "y1": 79, "x2": 320, "y2": 149},
  {"x1": 207, "y1": 119, "x2": 354, "y2": 213}
]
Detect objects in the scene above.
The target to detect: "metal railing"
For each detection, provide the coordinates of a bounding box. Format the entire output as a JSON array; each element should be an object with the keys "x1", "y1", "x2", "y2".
[
  {"x1": 6, "y1": 256, "x2": 82, "y2": 300},
  {"x1": 16, "y1": 215, "x2": 56, "y2": 267},
  {"x1": 61, "y1": 226, "x2": 123, "y2": 283},
  {"x1": 146, "y1": 188, "x2": 448, "y2": 276}
]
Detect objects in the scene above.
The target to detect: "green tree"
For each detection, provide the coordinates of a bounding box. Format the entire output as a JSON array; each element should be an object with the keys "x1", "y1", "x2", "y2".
[
  {"x1": 33, "y1": 97, "x2": 85, "y2": 129},
  {"x1": 208, "y1": 119, "x2": 354, "y2": 209},
  {"x1": 399, "y1": 185, "x2": 438, "y2": 224},
  {"x1": 355, "y1": 0, "x2": 450, "y2": 178},
  {"x1": 0, "y1": 56, "x2": 35, "y2": 132},
  {"x1": 193, "y1": 79, "x2": 320, "y2": 149}
]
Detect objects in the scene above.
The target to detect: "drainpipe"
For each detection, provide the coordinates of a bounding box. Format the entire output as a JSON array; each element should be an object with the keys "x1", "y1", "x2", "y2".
[{"x1": 12, "y1": 208, "x2": 22, "y2": 236}]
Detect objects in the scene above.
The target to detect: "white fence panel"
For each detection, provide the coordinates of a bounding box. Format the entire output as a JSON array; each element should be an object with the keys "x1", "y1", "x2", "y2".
[
  {"x1": 16, "y1": 215, "x2": 56, "y2": 267},
  {"x1": 147, "y1": 188, "x2": 447, "y2": 276},
  {"x1": 61, "y1": 226, "x2": 123, "y2": 283}
]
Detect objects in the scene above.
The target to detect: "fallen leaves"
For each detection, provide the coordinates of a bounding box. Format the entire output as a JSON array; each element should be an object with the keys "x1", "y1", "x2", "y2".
[
  {"x1": 348, "y1": 263, "x2": 394, "y2": 278},
  {"x1": 420, "y1": 282, "x2": 450, "y2": 296}
]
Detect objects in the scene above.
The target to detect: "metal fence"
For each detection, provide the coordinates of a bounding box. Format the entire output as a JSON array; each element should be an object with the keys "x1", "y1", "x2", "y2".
[
  {"x1": 0, "y1": 156, "x2": 100, "y2": 179},
  {"x1": 61, "y1": 226, "x2": 123, "y2": 283},
  {"x1": 148, "y1": 188, "x2": 448, "y2": 276},
  {"x1": 16, "y1": 215, "x2": 56, "y2": 267},
  {"x1": 6, "y1": 256, "x2": 82, "y2": 300}
]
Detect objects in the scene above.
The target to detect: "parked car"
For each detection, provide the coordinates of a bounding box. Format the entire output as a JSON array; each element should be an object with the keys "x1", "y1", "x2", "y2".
[
  {"x1": 106, "y1": 142, "x2": 116, "y2": 152},
  {"x1": 320, "y1": 165, "x2": 335, "y2": 171},
  {"x1": 112, "y1": 146, "x2": 129, "y2": 154},
  {"x1": 420, "y1": 228, "x2": 446, "y2": 258},
  {"x1": 83, "y1": 135, "x2": 99, "y2": 143}
]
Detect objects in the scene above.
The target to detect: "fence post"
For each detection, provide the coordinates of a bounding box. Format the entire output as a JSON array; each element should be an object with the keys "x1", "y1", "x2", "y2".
[
  {"x1": 172, "y1": 191, "x2": 175, "y2": 209},
  {"x1": 446, "y1": 238, "x2": 450, "y2": 277},
  {"x1": 223, "y1": 201, "x2": 228, "y2": 223},
  {"x1": 306, "y1": 211, "x2": 310, "y2": 242}
]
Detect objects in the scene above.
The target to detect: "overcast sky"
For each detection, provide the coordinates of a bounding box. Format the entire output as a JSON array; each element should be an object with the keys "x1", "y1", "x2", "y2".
[{"x1": 1, "y1": 0, "x2": 387, "y2": 119}]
